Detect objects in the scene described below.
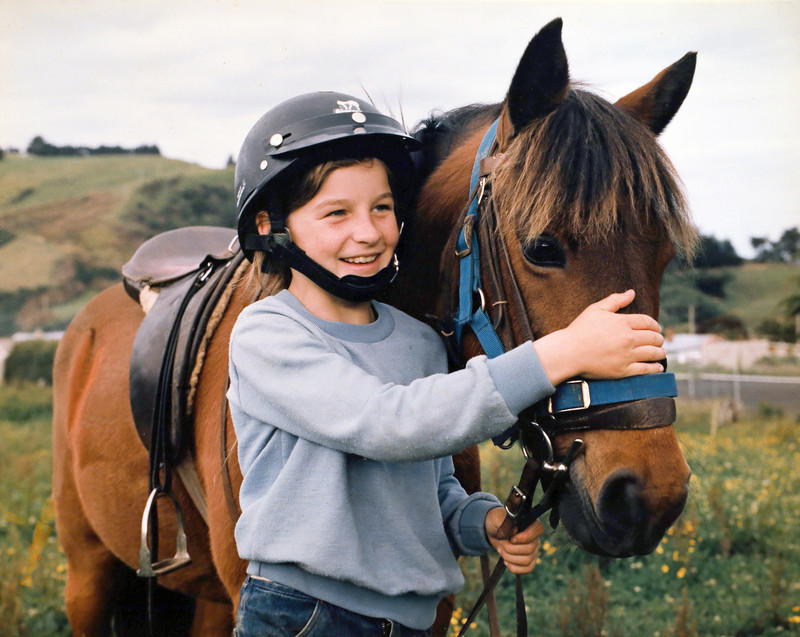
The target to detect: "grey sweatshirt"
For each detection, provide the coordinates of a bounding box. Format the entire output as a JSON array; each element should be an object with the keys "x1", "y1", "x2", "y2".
[{"x1": 227, "y1": 290, "x2": 554, "y2": 629}]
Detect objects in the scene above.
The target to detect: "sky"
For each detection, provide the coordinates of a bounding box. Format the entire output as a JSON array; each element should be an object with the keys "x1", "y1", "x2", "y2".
[{"x1": 1, "y1": 0, "x2": 798, "y2": 258}]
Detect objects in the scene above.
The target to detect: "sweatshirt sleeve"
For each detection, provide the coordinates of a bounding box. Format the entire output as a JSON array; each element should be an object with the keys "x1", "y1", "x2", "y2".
[
  {"x1": 436, "y1": 457, "x2": 500, "y2": 556},
  {"x1": 228, "y1": 305, "x2": 555, "y2": 462}
]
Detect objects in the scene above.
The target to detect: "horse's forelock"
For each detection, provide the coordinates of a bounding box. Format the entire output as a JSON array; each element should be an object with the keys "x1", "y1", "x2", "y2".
[{"x1": 493, "y1": 88, "x2": 698, "y2": 257}]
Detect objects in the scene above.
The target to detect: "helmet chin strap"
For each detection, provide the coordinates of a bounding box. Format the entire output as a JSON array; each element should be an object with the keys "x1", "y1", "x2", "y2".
[{"x1": 243, "y1": 227, "x2": 401, "y2": 304}]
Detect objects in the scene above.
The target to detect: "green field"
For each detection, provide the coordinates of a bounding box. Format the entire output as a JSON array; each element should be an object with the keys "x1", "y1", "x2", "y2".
[
  {"x1": 1, "y1": 153, "x2": 798, "y2": 338},
  {"x1": 1, "y1": 384, "x2": 798, "y2": 636}
]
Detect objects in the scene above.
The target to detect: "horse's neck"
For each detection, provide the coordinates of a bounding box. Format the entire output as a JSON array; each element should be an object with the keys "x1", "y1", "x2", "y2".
[{"x1": 391, "y1": 131, "x2": 485, "y2": 320}]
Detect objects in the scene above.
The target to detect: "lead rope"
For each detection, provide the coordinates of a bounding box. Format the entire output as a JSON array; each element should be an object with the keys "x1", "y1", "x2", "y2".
[{"x1": 456, "y1": 438, "x2": 584, "y2": 637}]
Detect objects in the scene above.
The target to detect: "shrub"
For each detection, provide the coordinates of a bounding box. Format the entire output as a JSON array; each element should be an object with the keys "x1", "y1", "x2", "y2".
[
  {"x1": 122, "y1": 174, "x2": 234, "y2": 238},
  {"x1": 3, "y1": 340, "x2": 59, "y2": 385}
]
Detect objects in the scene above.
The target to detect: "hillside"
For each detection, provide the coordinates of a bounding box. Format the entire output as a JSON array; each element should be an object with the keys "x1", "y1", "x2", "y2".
[
  {"x1": 0, "y1": 154, "x2": 234, "y2": 334},
  {"x1": 716, "y1": 262, "x2": 799, "y2": 328},
  {"x1": 0, "y1": 154, "x2": 797, "y2": 337}
]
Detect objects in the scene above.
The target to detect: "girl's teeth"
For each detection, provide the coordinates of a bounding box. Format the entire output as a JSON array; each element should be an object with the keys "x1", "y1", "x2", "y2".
[{"x1": 344, "y1": 256, "x2": 377, "y2": 264}]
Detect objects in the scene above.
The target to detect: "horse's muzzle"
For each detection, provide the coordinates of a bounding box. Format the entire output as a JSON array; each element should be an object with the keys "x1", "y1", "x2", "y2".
[{"x1": 557, "y1": 463, "x2": 690, "y2": 557}]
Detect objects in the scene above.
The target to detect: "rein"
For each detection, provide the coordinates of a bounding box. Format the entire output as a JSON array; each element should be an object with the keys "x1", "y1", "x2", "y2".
[{"x1": 440, "y1": 118, "x2": 679, "y2": 637}]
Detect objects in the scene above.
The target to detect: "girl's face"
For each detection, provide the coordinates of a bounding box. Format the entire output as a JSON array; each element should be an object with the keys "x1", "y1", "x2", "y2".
[{"x1": 259, "y1": 160, "x2": 399, "y2": 317}]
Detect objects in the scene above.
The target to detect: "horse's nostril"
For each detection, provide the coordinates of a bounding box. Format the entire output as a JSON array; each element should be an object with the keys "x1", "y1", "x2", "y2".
[{"x1": 597, "y1": 471, "x2": 648, "y2": 544}]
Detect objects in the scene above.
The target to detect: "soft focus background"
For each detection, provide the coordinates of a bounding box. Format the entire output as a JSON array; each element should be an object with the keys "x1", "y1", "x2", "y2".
[
  {"x1": 1, "y1": 1, "x2": 799, "y2": 635},
  {"x1": 2, "y1": 0, "x2": 799, "y2": 257}
]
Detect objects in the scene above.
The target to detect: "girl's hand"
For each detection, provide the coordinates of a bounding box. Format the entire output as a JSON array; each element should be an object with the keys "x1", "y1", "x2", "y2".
[
  {"x1": 484, "y1": 507, "x2": 543, "y2": 575},
  {"x1": 534, "y1": 290, "x2": 666, "y2": 386}
]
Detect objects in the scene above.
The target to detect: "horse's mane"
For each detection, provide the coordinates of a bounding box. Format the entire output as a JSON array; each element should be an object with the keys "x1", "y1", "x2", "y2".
[
  {"x1": 414, "y1": 90, "x2": 697, "y2": 257},
  {"x1": 412, "y1": 103, "x2": 502, "y2": 182},
  {"x1": 493, "y1": 88, "x2": 697, "y2": 256}
]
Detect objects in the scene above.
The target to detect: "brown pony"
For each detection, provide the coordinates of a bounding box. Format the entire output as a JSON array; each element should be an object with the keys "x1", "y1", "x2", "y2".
[{"x1": 52, "y1": 18, "x2": 697, "y2": 636}]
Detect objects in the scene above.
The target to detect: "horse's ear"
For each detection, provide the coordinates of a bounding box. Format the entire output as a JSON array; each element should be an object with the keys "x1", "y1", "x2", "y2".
[
  {"x1": 498, "y1": 18, "x2": 570, "y2": 148},
  {"x1": 615, "y1": 52, "x2": 697, "y2": 135}
]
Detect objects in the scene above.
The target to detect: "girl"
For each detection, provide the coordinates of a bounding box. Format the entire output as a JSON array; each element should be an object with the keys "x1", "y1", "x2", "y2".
[{"x1": 228, "y1": 92, "x2": 667, "y2": 636}]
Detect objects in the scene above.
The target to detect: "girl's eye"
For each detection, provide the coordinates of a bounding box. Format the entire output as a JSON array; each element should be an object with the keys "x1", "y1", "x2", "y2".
[
  {"x1": 326, "y1": 209, "x2": 346, "y2": 217},
  {"x1": 521, "y1": 234, "x2": 566, "y2": 268},
  {"x1": 375, "y1": 204, "x2": 393, "y2": 212}
]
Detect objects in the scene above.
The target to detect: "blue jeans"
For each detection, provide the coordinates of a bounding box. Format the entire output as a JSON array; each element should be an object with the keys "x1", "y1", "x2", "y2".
[{"x1": 235, "y1": 576, "x2": 433, "y2": 637}]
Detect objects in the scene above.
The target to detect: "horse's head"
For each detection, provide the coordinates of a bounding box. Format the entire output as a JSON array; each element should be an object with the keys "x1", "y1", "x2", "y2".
[{"x1": 412, "y1": 18, "x2": 699, "y2": 557}]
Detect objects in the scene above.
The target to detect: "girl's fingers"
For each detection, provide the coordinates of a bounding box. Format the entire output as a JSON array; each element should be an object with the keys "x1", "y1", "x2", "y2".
[
  {"x1": 511, "y1": 520, "x2": 544, "y2": 543},
  {"x1": 627, "y1": 313, "x2": 662, "y2": 332},
  {"x1": 627, "y1": 361, "x2": 665, "y2": 376},
  {"x1": 633, "y1": 345, "x2": 667, "y2": 361},
  {"x1": 594, "y1": 289, "x2": 635, "y2": 313}
]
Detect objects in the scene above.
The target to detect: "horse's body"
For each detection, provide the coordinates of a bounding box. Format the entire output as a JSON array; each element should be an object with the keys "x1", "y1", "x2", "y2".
[{"x1": 53, "y1": 19, "x2": 697, "y2": 635}]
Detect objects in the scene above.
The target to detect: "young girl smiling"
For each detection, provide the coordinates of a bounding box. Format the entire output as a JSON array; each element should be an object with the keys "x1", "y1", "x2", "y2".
[{"x1": 228, "y1": 92, "x2": 667, "y2": 636}]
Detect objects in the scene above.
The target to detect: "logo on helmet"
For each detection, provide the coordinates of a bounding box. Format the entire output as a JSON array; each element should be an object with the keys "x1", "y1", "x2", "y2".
[
  {"x1": 236, "y1": 180, "x2": 246, "y2": 207},
  {"x1": 334, "y1": 100, "x2": 362, "y2": 114}
]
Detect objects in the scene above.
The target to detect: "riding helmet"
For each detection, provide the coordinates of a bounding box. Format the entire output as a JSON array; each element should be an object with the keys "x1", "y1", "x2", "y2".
[{"x1": 235, "y1": 91, "x2": 420, "y2": 260}]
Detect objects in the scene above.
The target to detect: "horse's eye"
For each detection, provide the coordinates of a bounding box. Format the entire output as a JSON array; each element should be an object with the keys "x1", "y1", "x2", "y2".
[{"x1": 522, "y1": 234, "x2": 566, "y2": 268}]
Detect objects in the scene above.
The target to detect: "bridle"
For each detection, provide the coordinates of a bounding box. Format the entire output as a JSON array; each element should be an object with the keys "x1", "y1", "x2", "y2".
[{"x1": 436, "y1": 118, "x2": 680, "y2": 636}]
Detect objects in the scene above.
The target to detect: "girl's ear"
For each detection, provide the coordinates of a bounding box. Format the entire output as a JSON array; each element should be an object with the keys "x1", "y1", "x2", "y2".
[{"x1": 256, "y1": 211, "x2": 272, "y2": 235}]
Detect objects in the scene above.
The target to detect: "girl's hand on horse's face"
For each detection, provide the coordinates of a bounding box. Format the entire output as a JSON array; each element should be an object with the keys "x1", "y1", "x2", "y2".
[
  {"x1": 485, "y1": 508, "x2": 543, "y2": 575},
  {"x1": 534, "y1": 289, "x2": 666, "y2": 386}
]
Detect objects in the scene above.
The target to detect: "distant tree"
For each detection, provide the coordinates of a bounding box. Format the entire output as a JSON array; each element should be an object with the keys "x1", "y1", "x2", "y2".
[
  {"x1": 697, "y1": 315, "x2": 748, "y2": 340},
  {"x1": 227, "y1": 155, "x2": 236, "y2": 167},
  {"x1": 27, "y1": 135, "x2": 57, "y2": 156},
  {"x1": 26, "y1": 136, "x2": 161, "y2": 158},
  {"x1": 693, "y1": 270, "x2": 732, "y2": 299},
  {"x1": 693, "y1": 235, "x2": 743, "y2": 268},
  {"x1": 133, "y1": 145, "x2": 160, "y2": 155},
  {"x1": 751, "y1": 227, "x2": 800, "y2": 263},
  {"x1": 0, "y1": 148, "x2": 4, "y2": 160}
]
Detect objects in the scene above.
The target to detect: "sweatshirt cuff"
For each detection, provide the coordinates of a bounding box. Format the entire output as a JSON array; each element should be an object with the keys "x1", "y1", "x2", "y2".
[
  {"x1": 485, "y1": 342, "x2": 555, "y2": 416},
  {"x1": 458, "y1": 495, "x2": 502, "y2": 555}
]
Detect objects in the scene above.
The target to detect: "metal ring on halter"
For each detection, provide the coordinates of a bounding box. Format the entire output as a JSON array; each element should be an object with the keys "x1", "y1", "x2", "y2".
[
  {"x1": 477, "y1": 287, "x2": 486, "y2": 311},
  {"x1": 521, "y1": 420, "x2": 554, "y2": 465}
]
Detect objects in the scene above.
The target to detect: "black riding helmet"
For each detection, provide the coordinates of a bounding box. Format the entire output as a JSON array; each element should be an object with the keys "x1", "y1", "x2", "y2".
[{"x1": 235, "y1": 92, "x2": 420, "y2": 302}]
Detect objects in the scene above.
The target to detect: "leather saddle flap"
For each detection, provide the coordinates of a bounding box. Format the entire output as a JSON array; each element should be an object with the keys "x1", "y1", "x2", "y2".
[
  {"x1": 123, "y1": 226, "x2": 238, "y2": 291},
  {"x1": 127, "y1": 226, "x2": 245, "y2": 463}
]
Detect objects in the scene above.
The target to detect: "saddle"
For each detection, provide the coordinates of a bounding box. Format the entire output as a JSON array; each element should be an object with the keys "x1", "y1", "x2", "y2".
[{"x1": 123, "y1": 226, "x2": 246, "y2": 465}]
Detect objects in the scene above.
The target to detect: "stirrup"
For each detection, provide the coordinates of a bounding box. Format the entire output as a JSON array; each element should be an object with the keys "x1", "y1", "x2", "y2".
[{"x1": 137, "y1": 488, "x2": 192, "y2": 577}]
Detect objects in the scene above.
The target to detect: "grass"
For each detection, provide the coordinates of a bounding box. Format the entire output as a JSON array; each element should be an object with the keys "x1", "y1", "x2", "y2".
[
  {"x1": 2, "y1": 386, "x2": 799, "y2": 636},
  {"x1": 0, "y1": 384, "x2": 68, "y2": 636},
  {"x1": 0, "y1": 154, "x2": 211, "y2": 213},
  {"x1": 450, "y1": 401, "x2": 800, "y2": 636}
]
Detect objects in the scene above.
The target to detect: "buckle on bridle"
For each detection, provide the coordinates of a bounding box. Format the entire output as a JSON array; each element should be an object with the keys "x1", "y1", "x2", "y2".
[{"x1": 549, "y1": 379, "x2": 591, "y2": 413}]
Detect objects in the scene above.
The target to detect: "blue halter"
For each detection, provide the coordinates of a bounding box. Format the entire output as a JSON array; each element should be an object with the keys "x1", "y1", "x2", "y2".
[{"x1": 454, "y1": 119, "x2": 678, "y2": 445}]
